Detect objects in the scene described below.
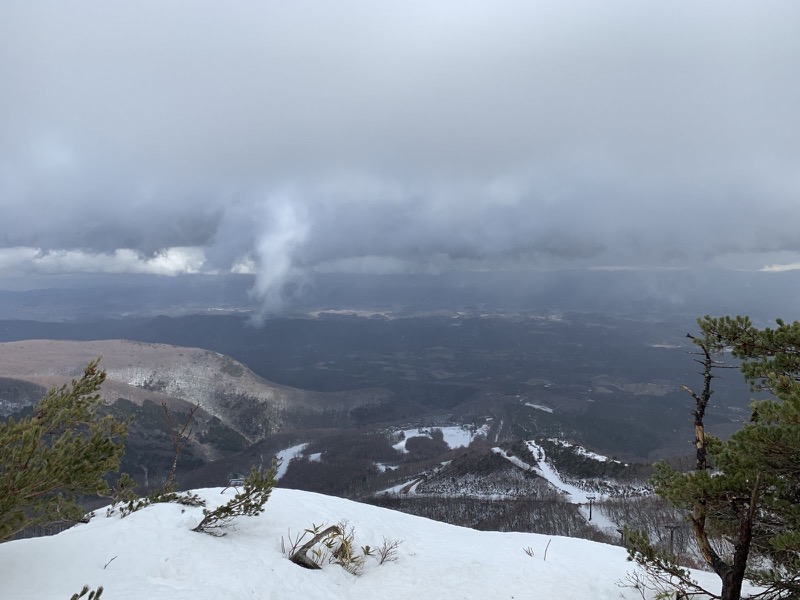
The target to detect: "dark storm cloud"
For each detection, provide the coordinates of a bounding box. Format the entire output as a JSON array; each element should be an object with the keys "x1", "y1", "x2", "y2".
[{"x1": 2, "y1": 1, "x2": 800, "y2": 305}]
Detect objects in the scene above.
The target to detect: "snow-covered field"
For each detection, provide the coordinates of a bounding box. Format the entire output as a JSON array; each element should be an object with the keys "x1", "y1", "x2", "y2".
[
  {"x1": 0, "y1": 487, "x2": 724, "y2": 600},
  {"x1": 392, "y1": 424, "x2": 489, "y2": 453}
]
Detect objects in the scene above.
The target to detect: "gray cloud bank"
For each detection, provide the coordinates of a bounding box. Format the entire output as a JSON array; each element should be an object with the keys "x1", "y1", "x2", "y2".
[{"x1": 2, "y1": 1, "x2": 800, "y2": 309}]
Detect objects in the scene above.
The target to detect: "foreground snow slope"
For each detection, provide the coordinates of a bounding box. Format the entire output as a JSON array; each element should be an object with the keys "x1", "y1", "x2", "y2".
[{"x1": 0, "y1": 488, "x2": 720, "y2": 600}]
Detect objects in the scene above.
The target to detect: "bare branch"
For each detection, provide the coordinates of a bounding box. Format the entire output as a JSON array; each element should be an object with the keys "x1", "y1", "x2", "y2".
[{"x1": 161, "y1": 402, "x2": 199, "y2": 489}]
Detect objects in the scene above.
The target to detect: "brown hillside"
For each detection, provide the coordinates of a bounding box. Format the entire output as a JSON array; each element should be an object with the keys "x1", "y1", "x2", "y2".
[{"x1": 0, "y1": 339, "x2": 392, "y2": 441}]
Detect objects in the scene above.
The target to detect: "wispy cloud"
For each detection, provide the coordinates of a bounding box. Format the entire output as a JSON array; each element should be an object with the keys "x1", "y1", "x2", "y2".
[
  {"x1": 0, "y1": 247, "x2": 207, "y2": 276},
  {"x1": 760, "y1": 263, "x2": 800, "y2": 273}
]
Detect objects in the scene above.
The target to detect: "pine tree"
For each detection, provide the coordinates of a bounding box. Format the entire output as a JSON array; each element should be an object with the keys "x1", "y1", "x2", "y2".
[
  {"x1": 0, "y1": 360, "x2": 127, "y2": 541},
  {"x1": 635, "y1": 316, "x2": 800, "y2": 600},
  {"x1": 706, "y1": 316, "x2": 800, "y2": 598}
]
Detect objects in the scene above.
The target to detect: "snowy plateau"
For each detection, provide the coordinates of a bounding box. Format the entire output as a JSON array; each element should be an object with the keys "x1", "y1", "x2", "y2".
[{"x1": 0, "y1": 488, "x2": 727, "y2": 600}]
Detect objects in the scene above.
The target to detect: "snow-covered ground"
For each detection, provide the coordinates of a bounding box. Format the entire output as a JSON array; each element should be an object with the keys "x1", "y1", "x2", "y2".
[
  {"x1": 0, "y1": 487, "x2": 726, "y2": 600},
  {"x1": 275, "y1": 443, "x2": 309, "y2": 479},
  {"x1": 378, "y1": 476, "x2": 425, "y2": 496},
  {"x1": 493, "y1": 442, "x2": 594, "y2": 503},
  {"x1": 391, "y1": 424, "x2": 489, "y2": 453}
]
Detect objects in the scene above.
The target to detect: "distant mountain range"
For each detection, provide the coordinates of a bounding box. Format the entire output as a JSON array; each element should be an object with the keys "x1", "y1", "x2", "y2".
[
  {"x1": 3, "y1": 269, "x2": 800, "y2": 322},
  {"x1": 0, "y1": 339, "x2": 392, "y2": 488}
]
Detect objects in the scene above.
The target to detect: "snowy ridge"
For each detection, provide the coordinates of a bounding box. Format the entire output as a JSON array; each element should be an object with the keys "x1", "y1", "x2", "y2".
[
  {"x1": 546, "y1": 438, "x2": 621, "y2": 464},
  {"x1": 0, "y1": 487, "x2": 727, "y2": 599},
  {"x1": 492, "y1": 441, "x2": 596, "y2": 504},
  {"x1": 492, "y1": 442, "x2": 630, "y2": 533}
]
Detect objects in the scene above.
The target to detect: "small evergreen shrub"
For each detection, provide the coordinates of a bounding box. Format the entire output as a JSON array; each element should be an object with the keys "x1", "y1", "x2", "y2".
[
  {"x1": 107, "y1": 475, "x2": 205, "y2": 518},
  {"x1": 193, "y1": 464, "x2": 276, "y2": 536},
  {"x1": 69, "y1": 585, "x2": 103, "y2": 600}
]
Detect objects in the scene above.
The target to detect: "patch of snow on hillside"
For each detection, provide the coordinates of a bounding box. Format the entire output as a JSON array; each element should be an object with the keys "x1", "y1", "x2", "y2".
[
  {"x1": 405, "y1": 478, "x2": 423, "y2": 495},
  {"x1": 392, "y1": 435, "x2": 413, "y2": 454},
  {"x1": 307, "y1": 452, "x2": 322, "y2": 462},
  {"x1": 0, "y1": 487, "x2": 731, "y2": 600},
  {"x1": 378, "y1": 477, "x2": 423, "y2": 496},
  {"x1": 492, "y1": 447, "x2": 536, "y2": 472},
  {"x1": 494, "y1": 445, "x2": 625, "y2": 532},
  {"x1": 524, "y1": 402, "x2": 554, "y2": 413},
  {"x1": 438, "y1": 426, "x2": 472, "y2": 448},
  {"x1": 546, "y1": 438, "x2": 620, "y2": 463},
  {"x1": 493, "y1": 443, "x2": 597, "y2": 504},
  {"x1": 275, "y1": 443, "x2": 308, "y2": 479},
  {"x1": 525, "y1": 440, "x2": 594, "y2": 503},
  {"x1": 577, "y1": 504, "x2": 618, "y2": 534},
  {"x1": 379, "y1": 480, "x2": 413, "y2": 495},
  {"x1": 391, "y1": 424, "x2": 488, "y2": 453}
]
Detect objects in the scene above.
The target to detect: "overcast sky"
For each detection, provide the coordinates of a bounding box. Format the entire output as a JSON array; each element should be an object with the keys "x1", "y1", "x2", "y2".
[{"x1": 2, "y1": 1, "x2": 800, "y2": 308}]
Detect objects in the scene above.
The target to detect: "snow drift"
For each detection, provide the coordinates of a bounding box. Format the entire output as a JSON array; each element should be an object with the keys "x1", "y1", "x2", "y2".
[{"x1": 0, "y1": 487, "x2": 723, "y2": 599}]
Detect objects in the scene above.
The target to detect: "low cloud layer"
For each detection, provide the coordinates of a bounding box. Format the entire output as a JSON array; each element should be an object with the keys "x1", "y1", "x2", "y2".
[{"x1": 2, "y1": 1, "x2": 800, "y2": 309}]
